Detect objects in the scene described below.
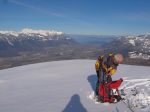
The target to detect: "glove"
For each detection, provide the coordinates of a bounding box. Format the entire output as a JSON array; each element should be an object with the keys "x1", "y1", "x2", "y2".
[{"x1": 108, "y1": 68, "x2": 116, "y2": 76}]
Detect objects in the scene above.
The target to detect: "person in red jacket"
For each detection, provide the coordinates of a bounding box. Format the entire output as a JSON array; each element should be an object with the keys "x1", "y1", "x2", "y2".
[{"x1": 95, "y1": 53, "x2": 124, "y2": 96}]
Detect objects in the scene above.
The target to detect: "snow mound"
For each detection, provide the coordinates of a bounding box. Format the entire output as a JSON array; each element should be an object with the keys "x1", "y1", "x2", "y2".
[{"x1": 121, "y1": 78, "x2": 150, "y2": 111}]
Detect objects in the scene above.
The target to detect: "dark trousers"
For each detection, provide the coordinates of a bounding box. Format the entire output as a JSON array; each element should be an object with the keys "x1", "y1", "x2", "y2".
[
  {"x1": 95, "y1": 70, "x2": 112, "y2": 96},
  {"x1": 95, "y1": 71, "x2": 100, "y2": 96}
]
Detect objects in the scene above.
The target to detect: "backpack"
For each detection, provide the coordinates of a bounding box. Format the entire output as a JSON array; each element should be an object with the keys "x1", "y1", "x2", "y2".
[{"x1": 99, "y1": 78, "x2": 123, "y2": 103}]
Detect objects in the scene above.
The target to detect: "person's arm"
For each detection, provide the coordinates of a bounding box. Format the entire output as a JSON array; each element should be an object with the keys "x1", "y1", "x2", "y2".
[
  {"x1": 107, "y1": 67, "x2": 116, "y2": 76},
  {"x1": 95, "y1": 60, "x2": 100, "y2": 71},
  {"x1": 106, "y1": 55, "x2": 117, "y2": 76}
]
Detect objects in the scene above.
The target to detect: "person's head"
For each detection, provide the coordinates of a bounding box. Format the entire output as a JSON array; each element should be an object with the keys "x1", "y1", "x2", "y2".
[{"x1": 114, "y1": 54, "x2": 124, "y2": 64}]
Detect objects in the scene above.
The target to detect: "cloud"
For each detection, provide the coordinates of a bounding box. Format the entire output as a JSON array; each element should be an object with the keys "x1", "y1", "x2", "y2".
[
  {"x1": 9, "y1": 0, "x2": 66, "y2": 17},
  {"x1": 6, "y1": 0, "x2": 94, "y2": 27}
]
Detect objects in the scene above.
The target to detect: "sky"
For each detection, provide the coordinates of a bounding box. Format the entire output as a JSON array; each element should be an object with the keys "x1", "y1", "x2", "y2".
[{"x1": 0, "y1": 0, "x2": 150, "y2": 35}]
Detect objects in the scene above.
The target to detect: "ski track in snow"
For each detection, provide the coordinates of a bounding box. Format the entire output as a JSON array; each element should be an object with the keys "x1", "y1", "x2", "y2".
[
  {"x1": 87, "y1": 64, "x2": 150, "y2": 112},
  {"x1": 121, "y1": 78, "x2": 150, "y2": 89},
  {"x1": 120, "y1": 77, "x2": 150, "y2": 112}
]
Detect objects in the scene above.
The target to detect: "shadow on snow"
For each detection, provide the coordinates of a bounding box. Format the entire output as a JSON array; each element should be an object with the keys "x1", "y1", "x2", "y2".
[
  {"x1": 87, "y1": 74, "x2": 97, "y2": 91},
  {"x1": 62, "y1": 94, "x2": 87, "y2": 112}
]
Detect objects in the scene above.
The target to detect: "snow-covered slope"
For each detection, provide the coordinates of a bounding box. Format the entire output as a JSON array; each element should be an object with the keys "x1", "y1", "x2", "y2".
[
  {"x1": 0, "y1": 60, "x2": 150, "y2": 112},
  {"x1": 125, "y1": 34, "x2": 150, "y2": 59}
]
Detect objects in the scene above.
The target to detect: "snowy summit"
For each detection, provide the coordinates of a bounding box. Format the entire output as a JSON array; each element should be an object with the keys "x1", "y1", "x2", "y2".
[
  {"x1": 0, "y1": 28, "x2": 64, "y2": 37},
  {"x1": 0, "y1": 28, "x2": 73, "y2": 48},
  {"x1": 21, "y1": 28, "x2": 64, "y2": 37},
  {"x1": 0, "y1": 60, "x2": 150, "y2": 112}
]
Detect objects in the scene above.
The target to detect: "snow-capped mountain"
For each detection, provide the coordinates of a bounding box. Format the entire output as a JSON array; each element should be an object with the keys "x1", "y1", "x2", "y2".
[
  {"x1": 0, "y1": 28, "x2": 64, "y2": 38},
  {"x1": 125, "y1": 34, "x2": 150, "y2": 59},
  {"x1": 0, "y1": 60, "x2": 149, "y2": 112},
  {"x1": 105, "y1": 33, "x2": 150, "y2": 60},
  {"x1": 0, "y1": 28, "x2": 72, "y2": 42},
  {"x1": 0, "y1": 28, "x2": 76, "y2": 53}
]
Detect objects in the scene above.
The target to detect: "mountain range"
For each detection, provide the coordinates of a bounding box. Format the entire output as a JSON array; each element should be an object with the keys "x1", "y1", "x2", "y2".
[
  {"x1": 0, "y1": 28, "x2": 76, "y2": 56},
  {"x1": 0, "y1": 29, "x2": 150, "y2": 69}
]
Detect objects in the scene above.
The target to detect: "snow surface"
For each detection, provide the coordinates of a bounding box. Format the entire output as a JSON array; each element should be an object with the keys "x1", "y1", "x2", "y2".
[
  {"x1": 129, "y1": 39, "x2": 135, "y2": 46},
  {"x1": 0, "y1": 60, "x2": 150, "y2": 112}
]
